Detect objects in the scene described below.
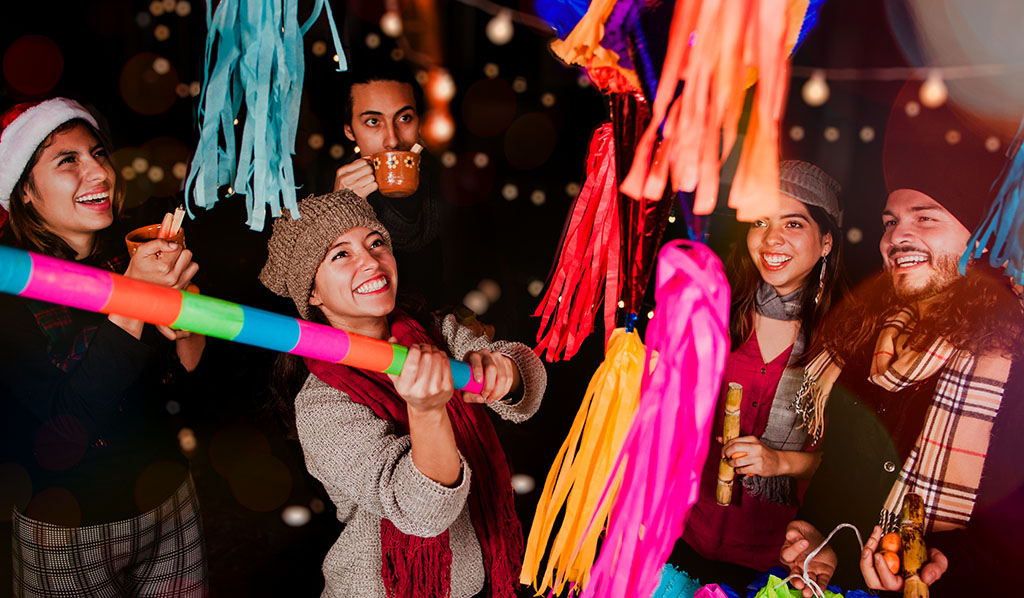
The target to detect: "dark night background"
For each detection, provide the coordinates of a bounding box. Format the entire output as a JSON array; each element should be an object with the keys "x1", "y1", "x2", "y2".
[{"x1": 2, "y1": 0, "x2": 1009, "y2": 595}]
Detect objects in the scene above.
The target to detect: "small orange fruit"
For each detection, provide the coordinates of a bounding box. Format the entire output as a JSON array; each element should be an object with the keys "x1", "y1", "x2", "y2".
[
  {"x1": 881, "y1": 532, "x2": 901, "y2": 552},
  {"x1": 879, "y1": 550, "x2": 900, "y2": 575}
]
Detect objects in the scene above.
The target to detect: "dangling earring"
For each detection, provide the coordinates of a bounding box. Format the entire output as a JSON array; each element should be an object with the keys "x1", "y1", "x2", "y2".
[{"x1": 814, "y1": 257, "x2": 827, "y2": 305}]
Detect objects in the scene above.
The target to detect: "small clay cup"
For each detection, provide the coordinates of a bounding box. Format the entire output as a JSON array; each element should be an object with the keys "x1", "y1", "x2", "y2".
[
  {"x1": 125, "y1": 224, "x2": 186, "y2": 257},
  {"x1": 371, "y1": 150, "x2": 421, "y2": 198}
]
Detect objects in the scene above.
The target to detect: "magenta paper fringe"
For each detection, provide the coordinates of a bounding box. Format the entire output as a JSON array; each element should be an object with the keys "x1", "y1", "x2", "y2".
[{"x1": 581, "y1": 240, "x2": 730, "y2": 598}]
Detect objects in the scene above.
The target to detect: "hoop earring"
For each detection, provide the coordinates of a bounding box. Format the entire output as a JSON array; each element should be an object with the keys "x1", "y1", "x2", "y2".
[{"x1": 814, "y1": 257, "x2": 827, "y2": 306}]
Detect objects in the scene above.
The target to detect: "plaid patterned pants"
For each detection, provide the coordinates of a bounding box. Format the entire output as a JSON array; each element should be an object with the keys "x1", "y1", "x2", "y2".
[{"x1": 11, "y1": 475, "x2": 207, "y2": 597}]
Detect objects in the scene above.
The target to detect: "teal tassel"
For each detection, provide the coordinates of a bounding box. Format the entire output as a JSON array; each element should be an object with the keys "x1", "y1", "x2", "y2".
[
  {"x1": 960, "y1": 122, "x2": 1024, "y2": 282},
  {"x1": 186, "y1": 0, "x2": 346, "y2": 231}
]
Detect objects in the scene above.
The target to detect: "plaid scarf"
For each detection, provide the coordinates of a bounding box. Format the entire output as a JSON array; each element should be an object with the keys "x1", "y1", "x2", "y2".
[
  {"x1": 304, "y1": 310, "x2": 523, "y2": 598},
  {"x1": 795, "y1": 308, "x2": 1010, "y2": 531},
  {"x1": 26, "y1": 252, "x2": 130, "y2": 372}
]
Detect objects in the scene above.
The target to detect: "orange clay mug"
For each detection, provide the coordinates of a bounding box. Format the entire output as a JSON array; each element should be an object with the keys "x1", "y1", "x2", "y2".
[
  {"x1": 371, "y1": 150, "x2": 421, "y2": 198},
  {"x1": 125, "y1": 223, "x2": 185, "y2": 257}
]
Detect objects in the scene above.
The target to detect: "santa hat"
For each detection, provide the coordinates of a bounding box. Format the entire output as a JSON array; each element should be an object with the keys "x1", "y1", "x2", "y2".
[{"x1": 0, "y1": 98, "x2": 99, "y2": 212}]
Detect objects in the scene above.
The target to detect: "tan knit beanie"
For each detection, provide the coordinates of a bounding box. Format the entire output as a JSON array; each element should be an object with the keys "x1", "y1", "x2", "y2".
[
  {"x1": 779, "y1": 160, "x2": 842, "y2": 226},
  {"x1": 260, "y1": 190, "x2": 392, "y2": 320}
]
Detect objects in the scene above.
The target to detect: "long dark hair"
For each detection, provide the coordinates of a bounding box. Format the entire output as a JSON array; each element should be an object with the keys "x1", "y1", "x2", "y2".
[
  {"x1": 726, "y1": 203, "x2": 847, "y2": 360},
  {"x1": 7, "y1": 118, "x2": 124, "y2": 260},
  {"x1": 267, "y1": 293, "x2": 436, "y2": 438},
  {"x1": 809, "y1": 262, "x2": 1024, "y2": 363}
]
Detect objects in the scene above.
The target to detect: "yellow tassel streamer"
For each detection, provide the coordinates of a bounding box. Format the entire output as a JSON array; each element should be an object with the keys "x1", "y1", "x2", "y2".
[{"x1": 521, "y1": 328, "x2": 646, "y2": 595}]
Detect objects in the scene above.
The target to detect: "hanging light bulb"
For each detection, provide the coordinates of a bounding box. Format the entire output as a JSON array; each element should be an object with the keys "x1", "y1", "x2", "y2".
[
  {"x1": 428, "y1": 69, "x2": 456, "y2": 103},
  {"x1": 486, "y1": 10, "x2": 514, "y2": 46},
  {"x1": 919, "y1": 70, "x2": 948, "y2": 108},
  {"x1": 802, "y1": 70, "x2": 830, "y2": 107},
  {"x1": 423, "y1": 110, "x2": 455, "y2": 145},
  {"x1": 379, "y1": 10, "x2": 403, "y2": 38}
]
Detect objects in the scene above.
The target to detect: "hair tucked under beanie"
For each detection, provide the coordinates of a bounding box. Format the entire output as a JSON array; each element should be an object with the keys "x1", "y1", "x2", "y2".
[
  {"x1": 260, "y1": 190, "x2": 392, "y2": 319},
  {"x1": 779, "y1": 160, "x2": 842, "y2": 225}
]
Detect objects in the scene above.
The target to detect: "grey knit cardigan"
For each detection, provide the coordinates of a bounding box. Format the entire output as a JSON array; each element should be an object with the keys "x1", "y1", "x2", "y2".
[{"x1": 295, "y1": 315, "x2": 547, "y2": 598}]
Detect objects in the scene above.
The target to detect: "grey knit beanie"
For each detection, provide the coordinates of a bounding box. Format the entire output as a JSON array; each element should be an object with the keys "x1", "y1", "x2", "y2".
[
  {"x1": 778, "y1": 160, "x2": 842, "y2": 226},
  {"x1": 260, "y1": 190, "x2": 392, "y2": 320}
]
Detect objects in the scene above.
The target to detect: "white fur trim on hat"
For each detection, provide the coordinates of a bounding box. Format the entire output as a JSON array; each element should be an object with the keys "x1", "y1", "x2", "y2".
[{"x1": 0, "y1": 98, "x2": 99, "y2": 210}]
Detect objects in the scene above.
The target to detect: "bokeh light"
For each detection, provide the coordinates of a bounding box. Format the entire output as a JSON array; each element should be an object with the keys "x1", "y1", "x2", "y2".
[
  {"x1": 422, "y1": 110, "x2": 455, "y2": 145},
  {"x1": 149, "y1": 0, "x2": 164, "y2": 16},
  {"x1": 540, "y1": 93, "x2": 556, "y2": 107},
  {"x1": 824, "y1": 126, "x2": 840, "y2": 142},
  {"x1": 147, "y1": 166, "x2": 165, "y2": 183},
  {"x1": 463, "y1": 290, "x2": 489, "y2": 315},
  {"x1": 501, "y1": 183, "x2": 518, "y2": 200},
  {"x1": 789, "y1": 125, "x2": 805, "y2": 141},
  {"x1": 483, "y1": 63, "x2": 499, "y2": 79},
  {"x1": 802, "y1": 70, "x2": 829, "y2": 107},
  {"x1": 512, "y1": 77, "x2": 527, "y2": 93},
  {"x1": 136, "y1": 12, "x2": 153, "y2": 28},
  {"x1": 3, "y1": 35, "x2": 64, "y2": 96},
  {"x1": 565, "y1": 182, "x2": 580, "y2": 196},
  {"x1": 511, "y1": 473, "x2": 536, "y2": 495},
  {"x1": 945, "y1": 129, "x2": 961, "y2": 145},
  {"x1": 308, "y1": 133, "x2": 324, "y2": 150},
  {"x1": 530, "y1": 190, "x2": 547, "y2": 206},
  {"x1": 462, "y1": 78, "x2": 516, "y2": 137},
  {"x1": 473, "y1": 153, "x2": 489, "y2": 168},
  {"x1": 154, "y1": 24, "x2": 170, "y2": 41},
  {"x1": 380, "y1": 10, "x2": 403, "y2": 37},
  {"x1": 329, "y1": 144, "x2": 345, "y2": 159},
  {"x1": 120, "y1": 52, "x2": 179, "y2": 116},
  {"x1": 390, "y1": 48, "x2": 404, "y2": 61},
  {"x1": 172, "y1": 161, "x2": 188, "y2": 179},
  {"x1": 985, "y1": 136, "x2": 1001, "y2": 153},
  {"x1": 441, "y1": 151, "x2": 457, "y2": 167},
  {"x1": 919, "y1": 71, "x2": 948, "y2": 108},
  {"x1": 175, "y1": 1, "x2": 192, "y2": 17},
  {"x1": 859, "y1": 126, "x2": 876, "y2": 143},
  {"x1": 478, "y1": 279, "x2": 501, "y2": 303},
  {"x1": 486, "y1": 10, "x2": 515, "y2": 46},
  {"x1": 904, "y1": 100, "x2": 921, "y2": 117},
  {"x1": 365, "y1": 33, "x2": 381, "y2": 49},
  {"x1": 847, "y1": 227, "x2": 864, "y2": 244},
  {"x1": 311, "y1": 40, "x2": 327, "y2": 57},
  {"x1": 527, "y1": 279, "x2": 544, "y2": 298},
  {"x1": 282, "y1": 505, "x2": 312, "y2": 527}
]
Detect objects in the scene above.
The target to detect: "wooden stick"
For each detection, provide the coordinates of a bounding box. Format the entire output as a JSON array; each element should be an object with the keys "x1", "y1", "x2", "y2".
[
  {"x1": 168, "y1": 207, "x2": 186, "y2": 237},
  {"x1": 716, "y1": 383, "x2": 743, "y2": 506},
  {"x1": 900, "y1": 493, "x2": 929, "y2": 598},
  {"x1": 157, "y1": 212, "x2": 173, "y2": 239}
]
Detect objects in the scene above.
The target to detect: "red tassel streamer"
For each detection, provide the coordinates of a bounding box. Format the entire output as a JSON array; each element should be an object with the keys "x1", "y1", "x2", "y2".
[{"x1": 534, "y1": 123, "x2": 620, "y2": 362}]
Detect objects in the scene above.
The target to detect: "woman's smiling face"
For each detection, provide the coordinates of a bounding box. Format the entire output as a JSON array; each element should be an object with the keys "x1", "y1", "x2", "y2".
[
  {"x1": 746, "y1": 193, "x2": 832, "y2": 296},
  {"x1": 309, "y1": 226, "x2": 397, "y2": 329},
  {"x1": 22, "y1": 122, "x2": 116, "y2": 252}
]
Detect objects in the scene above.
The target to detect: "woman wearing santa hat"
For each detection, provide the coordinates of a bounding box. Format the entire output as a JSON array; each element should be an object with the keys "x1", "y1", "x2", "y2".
[{"x1": 0, "y1": 98, "x2": 207, "y2": 596}]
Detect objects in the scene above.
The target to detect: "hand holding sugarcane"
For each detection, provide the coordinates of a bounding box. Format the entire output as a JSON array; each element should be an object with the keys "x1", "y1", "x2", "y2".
[{"x1": 859, "y1": 494, "x2": 949, "y2": 595}]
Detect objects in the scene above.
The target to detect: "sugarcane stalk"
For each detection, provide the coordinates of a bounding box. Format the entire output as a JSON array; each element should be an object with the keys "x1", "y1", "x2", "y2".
[
  {"x1": 716, "y1": 383, "x2": 743, "y2": 506},
  {"x1": 900, "y1": 493, "x2": 929, "y2": 598}
]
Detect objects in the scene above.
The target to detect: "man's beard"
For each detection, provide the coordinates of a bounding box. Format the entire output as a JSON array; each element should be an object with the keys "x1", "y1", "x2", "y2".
[{"x1": 889, "y1": 253, "x2": 962, "y2": 303}]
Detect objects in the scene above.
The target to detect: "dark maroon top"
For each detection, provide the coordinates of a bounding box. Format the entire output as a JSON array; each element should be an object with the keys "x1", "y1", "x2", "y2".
[{"x1": 682, "y1": 330, "x2": 812, "y2": 571}]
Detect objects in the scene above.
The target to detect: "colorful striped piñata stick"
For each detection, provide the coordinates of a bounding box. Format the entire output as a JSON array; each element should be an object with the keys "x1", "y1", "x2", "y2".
[{"x1": 0, "y1": 245, "x2": 484, "y2": 393}]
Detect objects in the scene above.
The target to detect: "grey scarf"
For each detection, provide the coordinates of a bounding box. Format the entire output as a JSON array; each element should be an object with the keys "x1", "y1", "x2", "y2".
[{"x1": 741, "y1": 283, "x2": 811, "y2": 506}]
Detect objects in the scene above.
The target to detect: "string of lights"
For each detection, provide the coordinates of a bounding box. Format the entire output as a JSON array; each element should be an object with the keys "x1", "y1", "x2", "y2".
[{"x1": 792, "y1": 63, "x2": 1024, "y2": 108}]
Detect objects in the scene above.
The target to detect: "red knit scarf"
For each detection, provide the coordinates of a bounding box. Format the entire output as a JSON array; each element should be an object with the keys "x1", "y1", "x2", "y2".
[{"x1": 304, "y1": 311, "x2": 523, "y2": 598}]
